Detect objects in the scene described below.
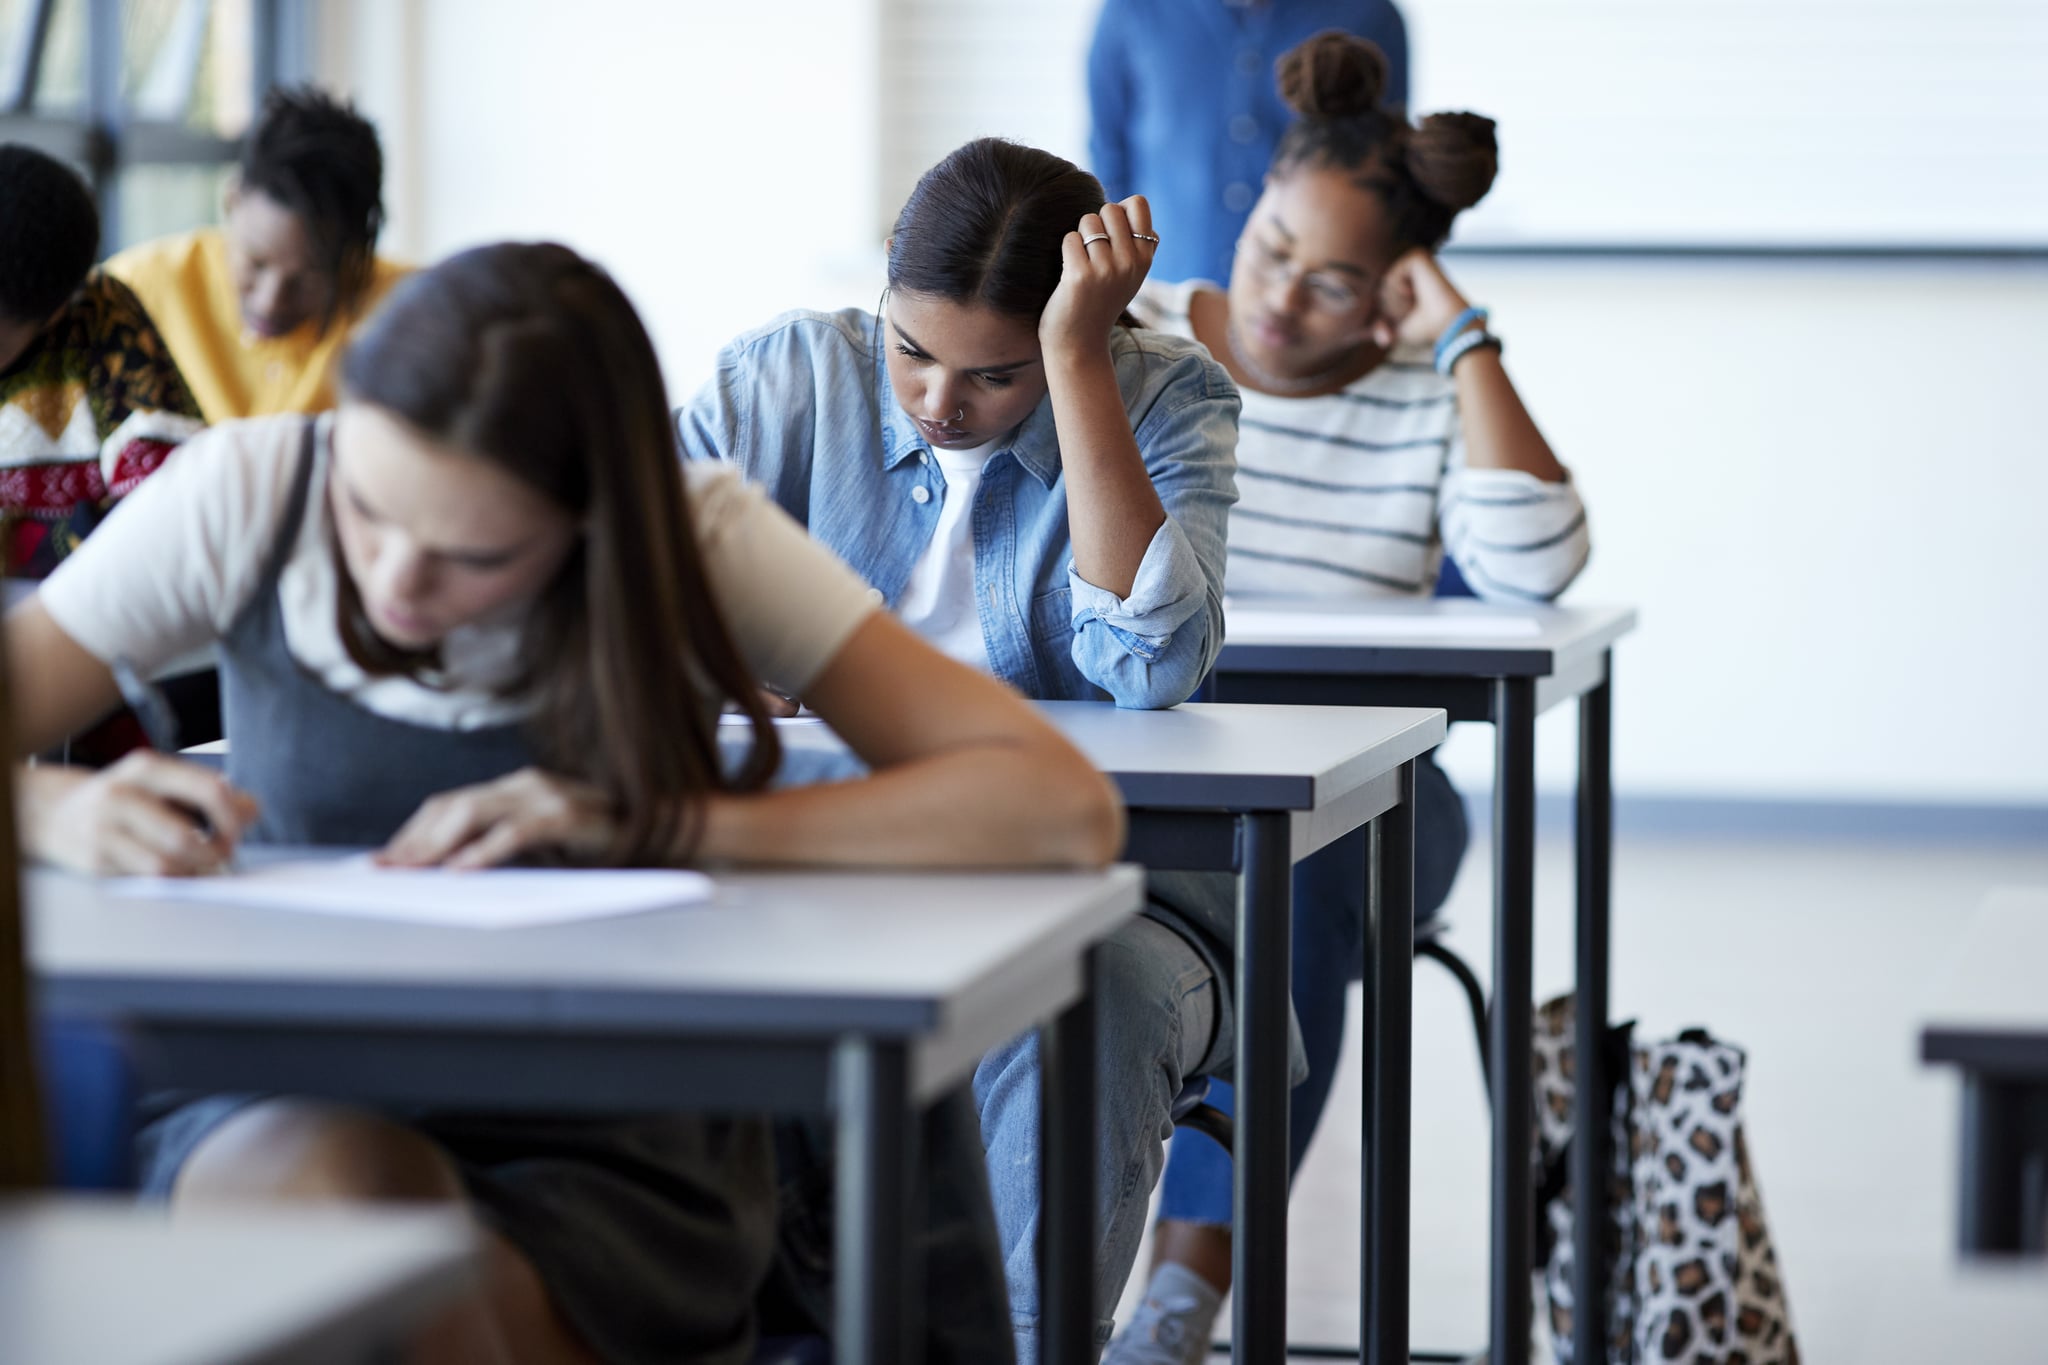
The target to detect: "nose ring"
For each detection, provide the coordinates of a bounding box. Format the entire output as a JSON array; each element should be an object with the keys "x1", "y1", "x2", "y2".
[{"x1": 953, "y1": 409, "x2": 964, "y2": 421}]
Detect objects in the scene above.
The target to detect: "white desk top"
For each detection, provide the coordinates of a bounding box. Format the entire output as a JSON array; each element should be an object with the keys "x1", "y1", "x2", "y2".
[
  {"x1": 1217, "y1": 598, "x2": 1638, "y2": 679},
  {"x1": 31, "y1": 862, "x2": 1144, "y2": 1039},
  {"x1": 766, "y1": 700, "x2": 1446, "y2": 812},
  {"x1": 0, "y1": 1199, "x2": 472, "y2": 1365}
]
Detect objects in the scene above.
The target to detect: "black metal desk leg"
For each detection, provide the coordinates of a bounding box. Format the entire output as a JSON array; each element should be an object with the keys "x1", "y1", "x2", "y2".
[
  {"x1": 1959, "y1": 1075, "x2": 2030, "y2": 1254},
  {"x1": 835, "y1": 1037, "x2": 913, "y2": 1365},
  {"x1": 1041, "y1": 945, "x2": 1099, "y2": 1364},
  {"x1": 1233, "y1": 810, "x2": 1293, "y2": 1363},
  {"x1": 1491, "y1": 678, "x2": 1537, "y2": 1365},
  {"x1": 1573, "y1": 660, "x2": 1614, "y2": 1361},
  {"x1": 1364, "y1": 761, "x2": 1416, "y2": 1365}
]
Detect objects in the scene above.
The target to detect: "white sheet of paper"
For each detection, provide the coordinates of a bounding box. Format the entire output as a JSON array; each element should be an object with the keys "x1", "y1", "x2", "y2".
[
  {"x1": 1224, "y1": 609, "x2": 1544, "y2": 642},
  {"x1": 718, "y1": 712, "x2": 827, "y2": 726},
  {"x1": 109, "y1": 855, "x2": 714, "y2": 929}
]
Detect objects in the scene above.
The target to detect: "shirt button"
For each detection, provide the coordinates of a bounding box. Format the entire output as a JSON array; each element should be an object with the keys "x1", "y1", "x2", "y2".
[
  {"x1": 911, "y1": 485, "x2": 932, "y2": 504},
  {"x1": 1236, "y1": 48, "x2": 1262, "y2": 76},
  {"x1": 1228, "y1": 115, "x2": 1260, "y2": 144},
  {"x1": 1223, "y1": 181, "x2": 1255, "y2": 212},
  {"x1": 866, "y1": 587, "x2": 885, "y2": 604}
]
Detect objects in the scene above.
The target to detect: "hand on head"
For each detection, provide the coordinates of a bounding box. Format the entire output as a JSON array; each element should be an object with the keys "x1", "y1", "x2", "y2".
[
  {"x1": 1039, "y1": 195, "x2": 1159, "y2": 359},
  {"x1": 1368, "y1": 247, "x2": 1474, "y2": 351}
]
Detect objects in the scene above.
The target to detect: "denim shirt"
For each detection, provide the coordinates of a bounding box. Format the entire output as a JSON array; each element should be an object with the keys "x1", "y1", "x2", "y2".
[{"x1": 675, "y1": 306, "x2": 1239, "y2": 710}]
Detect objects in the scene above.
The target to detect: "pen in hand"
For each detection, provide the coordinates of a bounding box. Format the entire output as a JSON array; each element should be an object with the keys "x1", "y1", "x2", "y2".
[{"x1": 110, "y1": 656, "x2": 250, "y2": 872}]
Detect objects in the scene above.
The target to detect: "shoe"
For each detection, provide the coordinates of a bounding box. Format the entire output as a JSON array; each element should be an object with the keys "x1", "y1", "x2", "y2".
[{"x1": 1102, "y1": 1264, "x2": 1221, "y2": 1365}]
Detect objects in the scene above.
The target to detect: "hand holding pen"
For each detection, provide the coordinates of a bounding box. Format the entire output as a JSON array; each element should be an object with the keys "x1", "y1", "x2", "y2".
[{"x1": 30, "y1": 658, "x2": 265, "y2": 877}]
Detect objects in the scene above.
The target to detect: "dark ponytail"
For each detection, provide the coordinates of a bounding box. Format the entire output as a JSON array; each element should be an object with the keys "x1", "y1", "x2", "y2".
[
  {"x1": 1271, "y1": 31, "x2": 1498, "y2": 251},
  {"x1": 888, "y1": 137, "x2": 1133, "y2": 326}
]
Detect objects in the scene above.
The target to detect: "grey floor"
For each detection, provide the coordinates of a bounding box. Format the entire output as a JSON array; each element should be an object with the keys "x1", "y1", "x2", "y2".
[{"x1": 1112, "y1": 828, "x2": 2048, "y2": 1362}]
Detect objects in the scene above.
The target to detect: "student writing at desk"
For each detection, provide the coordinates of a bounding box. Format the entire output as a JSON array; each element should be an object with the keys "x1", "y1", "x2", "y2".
[
  {"x1": 7, "y1": 243, "x2": 1120, "y2": 1363},
  {"x1": 1112, "y1": 32, "x2": 1591, "y2": 1359},
  {"x1": 105, "y1": 87, "x2": 411, "y2": 423},
  {"x1": 677, "y1": 138, "x2": 1244, "y2": 1358}
]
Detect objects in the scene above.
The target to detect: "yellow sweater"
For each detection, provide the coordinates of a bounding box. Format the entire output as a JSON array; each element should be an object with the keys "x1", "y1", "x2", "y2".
[{"x1": 105, "y1": 228, "x2": 410, "y2": 423}]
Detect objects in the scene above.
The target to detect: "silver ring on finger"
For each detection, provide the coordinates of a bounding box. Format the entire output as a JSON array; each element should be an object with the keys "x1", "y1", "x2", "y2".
[
  {"x1": 1081, "y1": 233, "x2": 1111, "y2": 246},
  {"x1": 1131, "y1": 232, "x2": 1160, "y2": 243}
]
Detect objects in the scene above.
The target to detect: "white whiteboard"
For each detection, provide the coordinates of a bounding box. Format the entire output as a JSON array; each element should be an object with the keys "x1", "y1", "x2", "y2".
[{"x1": 1404, "y1": 0, "x2": 2048, "y2": 250}]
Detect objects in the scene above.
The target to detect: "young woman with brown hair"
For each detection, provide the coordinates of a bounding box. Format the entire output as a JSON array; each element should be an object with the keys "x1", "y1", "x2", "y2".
[
  {"x1": 678, "y1": 136, "x2": 1244, "y2": 1360},
  {"x1": 7, "y1": 241, "x2": 1120, "y2": 1363}
]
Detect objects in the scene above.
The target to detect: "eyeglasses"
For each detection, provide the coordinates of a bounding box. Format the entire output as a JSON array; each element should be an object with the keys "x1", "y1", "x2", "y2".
[{"x1": 1234, "y1": 233, "x2": 1365, "y2": 314}]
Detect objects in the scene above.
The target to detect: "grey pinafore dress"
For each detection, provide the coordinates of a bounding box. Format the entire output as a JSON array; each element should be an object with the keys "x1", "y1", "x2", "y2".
[{"x1": 134, "y1": 424, "x2": 778, "y2": 1364}]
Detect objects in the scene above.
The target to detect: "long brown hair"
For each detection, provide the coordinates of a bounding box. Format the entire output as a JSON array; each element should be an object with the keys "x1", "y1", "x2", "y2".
[
  {"x1": 1271, "y1": 31, "x2": 1499, "y2": 253},
  {"x1": 336, "y1": 243, "x2": 780, "y2": 862},
  {"x1": 0, "y1": 636, "x2": 46, "y2": 1189}
]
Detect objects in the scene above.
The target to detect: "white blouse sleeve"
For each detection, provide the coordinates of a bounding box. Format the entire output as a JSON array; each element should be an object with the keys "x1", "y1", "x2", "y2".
[
  {"x1": 37, "y1": 415, "x2": 309, "y2": 670},
  {"x1": 683, "y1": 461, "x2": 881, "y2": 696}
]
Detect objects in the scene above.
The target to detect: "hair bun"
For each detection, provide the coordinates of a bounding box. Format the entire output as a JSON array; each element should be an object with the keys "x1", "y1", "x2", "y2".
[
  {"x1": 1275, "y1": 30, "x2": 1388, "y2": 121},
  {"x1": 1404, "y1": 112, "x2": 1499, "y2": 212}
]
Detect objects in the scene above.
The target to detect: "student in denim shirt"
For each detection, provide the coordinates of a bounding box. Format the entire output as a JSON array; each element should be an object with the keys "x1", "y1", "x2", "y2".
[{"x1": 677, "y1": 137, "x2": 1242, "y2": 1357}]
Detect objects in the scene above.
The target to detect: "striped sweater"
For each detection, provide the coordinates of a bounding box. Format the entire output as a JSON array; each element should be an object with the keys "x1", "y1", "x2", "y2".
[{"x1": 1133, "y1": 280, "x2": 1589, "y2": 602}]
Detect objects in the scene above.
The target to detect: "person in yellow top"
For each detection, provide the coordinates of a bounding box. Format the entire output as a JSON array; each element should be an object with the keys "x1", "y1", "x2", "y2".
[{"x1": 107, "y1": 86, "x2": 410, "y2": 422}]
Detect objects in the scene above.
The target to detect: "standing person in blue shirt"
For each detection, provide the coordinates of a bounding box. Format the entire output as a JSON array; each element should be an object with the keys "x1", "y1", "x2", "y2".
[
  {"x1": 677, "y1": 136, "x2": 1245, "y2": 1358},
  {"x1": 1089, "y1": 0, "x2": 1409, "y2": 286},
  {"x1": 1109, "y1": 31, "x2": 1590, "y2": 1363}
]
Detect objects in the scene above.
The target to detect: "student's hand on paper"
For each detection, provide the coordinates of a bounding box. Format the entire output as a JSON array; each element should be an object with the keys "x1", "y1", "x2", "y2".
[
  {"x1": 377, "y1": 767, "x2": 619, "y2": 870},
  {"x1": 1368, "y1": 248, "x2": 1475, "y2": 351},
  {"x1": 28, "y1": 751, "x2": 258, "y2": 877},
  {"x1": 1041, "y1": 196, "x2": 1158, "y2": 363}
]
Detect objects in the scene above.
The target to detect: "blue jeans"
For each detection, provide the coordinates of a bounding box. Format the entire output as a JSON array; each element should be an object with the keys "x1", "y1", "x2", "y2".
[
  {"x1": 974, "y1": 913, "x2": 1222, "y2": 1358},
  {"x1": 1155, "y1": 755, "x2": 1469, "y2": 1222}
]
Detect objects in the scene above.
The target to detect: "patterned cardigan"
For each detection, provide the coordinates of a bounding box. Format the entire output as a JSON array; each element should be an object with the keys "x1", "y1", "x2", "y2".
[{"x1": 1, "y1": 270, "x2": 204, "y2": 578}]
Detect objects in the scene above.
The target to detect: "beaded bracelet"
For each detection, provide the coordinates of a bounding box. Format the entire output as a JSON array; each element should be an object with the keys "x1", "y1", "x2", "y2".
[
  {"x1": 1432, "y1": 306, "x2": 1489, "y2": 368},
  {"x1": 1435, "y1": 328, "x2": 1503, "y2": 377}
]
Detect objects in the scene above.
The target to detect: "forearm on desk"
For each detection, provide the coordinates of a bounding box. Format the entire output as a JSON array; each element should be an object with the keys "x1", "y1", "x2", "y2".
[
  {"x1": 695, "y1": 743, "x2": 1123, "y2": 870},
  {"x1": 13, "y1": 763, "x2": 90, "y2": 854}
]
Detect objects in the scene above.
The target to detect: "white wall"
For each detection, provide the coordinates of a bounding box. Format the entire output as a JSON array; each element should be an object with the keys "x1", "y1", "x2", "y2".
[
  {"x1": 1432, "y1": 254, "x2": 2048, "y2": 805},
  {"x1": 315, "y1": 0, "x2": 2048, "y2": 809},
  {"x1": 318, "y1": 0, "x2": 885, "y2": 409}
]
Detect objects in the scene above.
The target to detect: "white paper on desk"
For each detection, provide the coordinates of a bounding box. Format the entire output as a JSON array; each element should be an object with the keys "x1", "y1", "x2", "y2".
[
  {"x1": 718, "y1": 712, "x2": 827, "y2": 726},
  {"x1": 1223, "y1": 608, "x2": 1543, "y2": 642},
  {"x1": 108, "y1": 855, "x2": 714, "y2": 928}
]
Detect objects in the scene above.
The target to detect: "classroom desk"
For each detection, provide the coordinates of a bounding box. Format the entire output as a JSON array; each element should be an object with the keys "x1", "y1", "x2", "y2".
[
  {"x1": 1921, "y1": 887, "x2": 2048, "y2": 1256},
  {"x1": 776, "y1": 699, "x2": 1448, "y2": 1363},
  {"x1": 0, "y1": 1198, "x2": 473, "y2": 1364},
  {"x1": 1211, "y1": 598, "x2": 1637, "y2": 1365},
  {"x1": 29, "y1": 861, "x2": 1145, "y2": 1365}
]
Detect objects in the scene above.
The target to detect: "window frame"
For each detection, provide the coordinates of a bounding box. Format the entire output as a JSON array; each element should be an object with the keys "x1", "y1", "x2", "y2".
[{"x1": 0, "y1": 0, "x2": 311, "y2": 247}]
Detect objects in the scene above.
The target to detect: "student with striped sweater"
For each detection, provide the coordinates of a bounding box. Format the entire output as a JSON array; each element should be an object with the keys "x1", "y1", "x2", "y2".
[{"x1": 1111, "y1": 31, "x2": 1589, "y2": 1361}]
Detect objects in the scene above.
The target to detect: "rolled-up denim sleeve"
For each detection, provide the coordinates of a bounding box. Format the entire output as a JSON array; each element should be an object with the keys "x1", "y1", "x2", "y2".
[{"x1": 1068, "y1": 356, "x2": 1239, "y2": 708}]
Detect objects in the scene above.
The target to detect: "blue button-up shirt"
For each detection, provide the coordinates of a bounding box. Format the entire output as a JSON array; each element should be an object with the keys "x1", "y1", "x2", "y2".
[
  {"x1": 682, "y1": 315, "x2": 1301, "y2": 1078},
  {"x1": 1088, "y1": 0, "x2": 1410, "y2": 285},
  {"x1": 675, "y1": 307, "x2": 1240, "y2": 710}
]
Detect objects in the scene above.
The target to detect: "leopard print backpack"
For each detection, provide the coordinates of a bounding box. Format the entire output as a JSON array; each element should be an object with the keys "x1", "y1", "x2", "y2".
[{"x1": 1533, "y1": 993, "x2": 1799, "y2": 1364}]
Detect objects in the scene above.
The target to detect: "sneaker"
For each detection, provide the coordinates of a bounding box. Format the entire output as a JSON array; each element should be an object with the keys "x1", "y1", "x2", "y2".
[{"x1": 1103, "y1": 1264, "x2": 1222, "y2": 1365}]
